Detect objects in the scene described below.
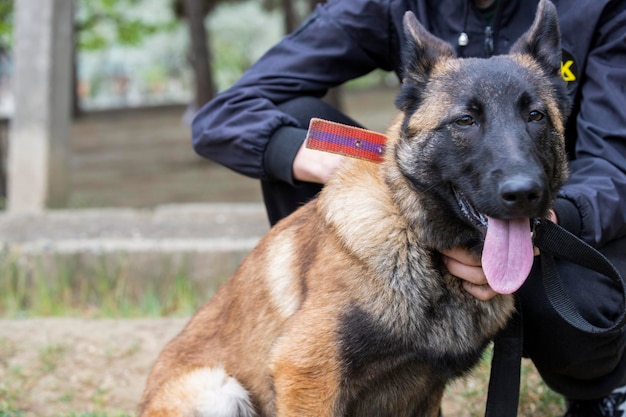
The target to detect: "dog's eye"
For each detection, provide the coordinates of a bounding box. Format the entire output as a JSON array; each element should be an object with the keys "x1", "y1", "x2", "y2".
[
  {"x1": 455, "y1": 115, "x2": 475, "y2": 127},
  {"x1": 528, "y1": 110, "x2": 545, "y2": 122}
]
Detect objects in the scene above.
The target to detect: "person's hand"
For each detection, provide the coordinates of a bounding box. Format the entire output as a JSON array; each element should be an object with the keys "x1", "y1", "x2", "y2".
[
  {"x1": 548, "y1": 209, "x2": 558, "y2": 224},
  {"x1": 293, "y1": 141, "x2": 347, "y2": 184},
  {"x1": 441, "y1": 247, "x2": 498, "y2": 301}
]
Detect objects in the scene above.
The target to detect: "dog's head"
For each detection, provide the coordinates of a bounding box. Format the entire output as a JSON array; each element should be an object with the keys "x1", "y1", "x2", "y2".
[{"x1": 387, "y1": 0, "x2": 570, "y2": 293}]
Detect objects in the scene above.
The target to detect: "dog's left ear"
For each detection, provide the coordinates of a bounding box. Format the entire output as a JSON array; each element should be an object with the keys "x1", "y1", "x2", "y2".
[
  {"x1": 509, "y1": 0, "x2": 561, "y2": 78},
  {"x1": 396, "y1": 11, "x2": 455, "y2": 112}
]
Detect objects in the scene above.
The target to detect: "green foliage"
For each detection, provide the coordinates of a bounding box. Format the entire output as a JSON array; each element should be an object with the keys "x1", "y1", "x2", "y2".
[
  {"x1": 0, "y1": 253, "x2": 206, "y2": 318},
  {"x1": 0, "y1": 0, "x2": 177, "y2": 52},
  {"x1": 76, "y1": 0, "x2": 177, "y2": 51},
  {"x1": 0, "y1": 0, "x2": 13, "y2": 51},
  {"x1": 208, "y1": 2, "x2": 284, "y2": 90}
]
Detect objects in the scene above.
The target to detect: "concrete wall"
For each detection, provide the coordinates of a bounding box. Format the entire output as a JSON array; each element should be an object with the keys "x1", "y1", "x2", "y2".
[{"x1": 7, "y1": 0, "x2": 73, "y2": 211}]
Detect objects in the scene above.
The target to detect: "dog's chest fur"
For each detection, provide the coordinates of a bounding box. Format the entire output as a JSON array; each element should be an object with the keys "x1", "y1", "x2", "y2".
[{"x1": 314, "y1": 159, "x2": 514, "y2": 413}]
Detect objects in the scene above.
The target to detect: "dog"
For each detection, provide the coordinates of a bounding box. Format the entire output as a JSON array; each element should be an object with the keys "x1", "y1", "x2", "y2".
[{"x1": 139, "y1": 1, "x2": 569, "y2": 416}]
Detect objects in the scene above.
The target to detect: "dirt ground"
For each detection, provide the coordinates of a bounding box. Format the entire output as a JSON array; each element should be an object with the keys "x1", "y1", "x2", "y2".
[
  {"x1": 0, "y1": 318, "x2": 186, "y2": 416},
  {"x1": 0, "y1": 317, "x2": 498, "y2": 416}
]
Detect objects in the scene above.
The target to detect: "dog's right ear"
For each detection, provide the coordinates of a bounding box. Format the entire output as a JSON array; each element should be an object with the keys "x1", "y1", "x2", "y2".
[{"x1": 396, "y1": 12, "x2": 455, "y2": 112}]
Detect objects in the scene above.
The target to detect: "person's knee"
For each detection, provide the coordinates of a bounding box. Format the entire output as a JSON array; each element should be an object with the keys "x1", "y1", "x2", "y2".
[
  {"x1": 538, "y1": 331, "x2": 626, "y2": 399},
  {"x1": 518, "y1": 234, "x2": 626, "y2": 398},
  {"x1": 560, "y1": 331, "x2": 626, "y2": 380}
]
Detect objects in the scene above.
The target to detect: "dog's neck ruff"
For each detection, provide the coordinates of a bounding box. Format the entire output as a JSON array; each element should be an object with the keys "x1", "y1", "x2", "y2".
[{"x1": 305, "y1": 118, "x2": 387, "y2": 163}]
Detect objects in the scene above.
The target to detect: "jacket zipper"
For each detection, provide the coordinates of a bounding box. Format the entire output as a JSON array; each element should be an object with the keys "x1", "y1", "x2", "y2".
[{"x1": 484, "y1": 25, "x2": 494, "y2": 56}]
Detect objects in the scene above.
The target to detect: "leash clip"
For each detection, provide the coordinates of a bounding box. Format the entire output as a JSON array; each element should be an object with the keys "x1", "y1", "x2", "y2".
[{"x1": 530, "y1": 217, "x2": 543, "y2": 242}]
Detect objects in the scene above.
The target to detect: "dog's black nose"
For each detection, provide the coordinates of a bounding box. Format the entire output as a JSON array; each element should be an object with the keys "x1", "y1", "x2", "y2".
[{"x1": 498, "y1": 175, "x2": 543, "y2": 213}]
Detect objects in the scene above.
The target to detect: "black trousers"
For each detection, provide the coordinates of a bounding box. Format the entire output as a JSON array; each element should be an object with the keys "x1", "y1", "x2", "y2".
[{"x1": 260, "y1": 96, "x2": 626, "y2": 400}]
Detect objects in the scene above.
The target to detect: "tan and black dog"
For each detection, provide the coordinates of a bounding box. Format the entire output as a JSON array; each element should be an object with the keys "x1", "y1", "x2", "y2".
[{"x1": 139, "y1": 1, "x2": 569, "y2": 416}]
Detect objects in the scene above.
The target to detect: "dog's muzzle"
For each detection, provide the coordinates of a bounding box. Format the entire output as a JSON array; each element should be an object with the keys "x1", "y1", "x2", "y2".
[{"x1": 454, "y1": 188, "x2": 488, "y2": 229}]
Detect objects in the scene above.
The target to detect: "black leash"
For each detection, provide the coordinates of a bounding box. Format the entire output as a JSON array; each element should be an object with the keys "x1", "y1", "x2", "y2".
[
  {"x1": 485, "y1": 304, "x2": 524, "y2": 417},
  {"x1": 484, "y1": 220, "x2": 626, "y2": 417}
]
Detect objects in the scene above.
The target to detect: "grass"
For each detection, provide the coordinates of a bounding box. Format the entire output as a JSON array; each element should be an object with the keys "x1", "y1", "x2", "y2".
[
  {"x1": 0, "y1": 339, "x2": 54, "y2": 415},
  {"x1": 0, "y1": 411, "x2": 131, "y2": 417},
  {"x1": 0, "y1": 253, "x2": 206, "y2": 318},
  {"x1": 447, "y1": 348, "x2": 565, "y2": 416}
]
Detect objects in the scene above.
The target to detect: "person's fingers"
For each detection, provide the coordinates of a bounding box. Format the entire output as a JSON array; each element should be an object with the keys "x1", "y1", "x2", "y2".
[
  {"x1": 462, "y1": 281, "x2": 499, "y2": 301},
  {"x1": 441, "y1": 252, "x2": 486, "y2": 286},
  {"x1": 441, "y1": 248, "x2": 498, "y2": 300}
]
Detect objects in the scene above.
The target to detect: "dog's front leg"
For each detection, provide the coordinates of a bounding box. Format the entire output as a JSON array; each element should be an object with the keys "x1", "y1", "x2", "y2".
[
  {"x1": 269, "y1": 319, "x2": 344, "y2": 417},
  {"x1": 272, "y1": 367, "x2": 343, "y2": 417}
]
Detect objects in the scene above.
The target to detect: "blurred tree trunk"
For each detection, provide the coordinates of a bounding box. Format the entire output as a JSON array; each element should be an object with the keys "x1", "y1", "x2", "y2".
[
  {"x1": 184, "y1": 0, "x2": 215, "y2": 108},
  {"x1": 72, "y1": 21, "x2": 81, "y2": 118},
  {"x1": 282, "y1": 0, "x2": 296, "y2": 33}
]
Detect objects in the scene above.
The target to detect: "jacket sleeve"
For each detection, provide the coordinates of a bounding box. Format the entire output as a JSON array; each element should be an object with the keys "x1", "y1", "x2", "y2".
[
  {"x1": 190, "y1": 0, "x2": 396, "y2": 183},
  {"x1": 557, "y1": 0, "x2": 626, "y2": 247}
]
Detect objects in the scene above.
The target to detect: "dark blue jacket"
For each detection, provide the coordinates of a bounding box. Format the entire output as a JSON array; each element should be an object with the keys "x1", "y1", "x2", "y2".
[{"x1": 192, "y1": 0, "x2": 626, "y2": 247}]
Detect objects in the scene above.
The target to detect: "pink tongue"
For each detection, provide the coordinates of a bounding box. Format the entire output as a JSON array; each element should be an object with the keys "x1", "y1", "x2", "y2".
[{"x1": 481, "y1": 217, "x2": 534, "y2": 294}]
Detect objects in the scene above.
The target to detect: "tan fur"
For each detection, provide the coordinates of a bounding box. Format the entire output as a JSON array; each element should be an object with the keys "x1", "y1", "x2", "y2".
[{"x1": 139, "y1": 2, "x2": 567, "y2": 416}]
